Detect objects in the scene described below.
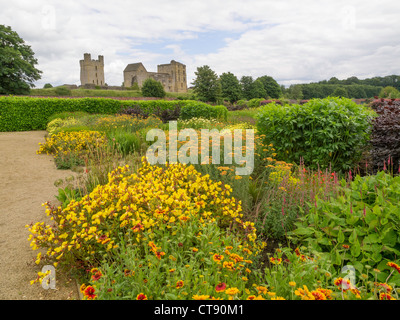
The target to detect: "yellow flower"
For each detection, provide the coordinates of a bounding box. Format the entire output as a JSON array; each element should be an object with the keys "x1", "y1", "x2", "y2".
[
  {"x1": 225, "y1": 287, "x2": 240, "y2": 296},
  {"x1": 192, "y1": 294, "x2": 210, "y2": 300},
  {"x1": 256, "y1": 286, "x2": 268, "y2": 294}
]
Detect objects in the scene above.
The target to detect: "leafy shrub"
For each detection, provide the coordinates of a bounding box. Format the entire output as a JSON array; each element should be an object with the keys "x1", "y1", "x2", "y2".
[
  {"x1": 247, "y1": 98, "x2": 264, "y2": 108},
  {"x1": 379, "y1": 86, "x2": 400, "y2": 99},
  {"x1": 288, "y1": 171, "x2": 400, "y2": 284},
  {"x1": 141, "y1": 78, "x2": 166, "y2": 98},
  {"x1": 256, "y1": 97, "x2": 376, "y2": 172},
  {"x1": 120, "y1": 105, "x2": 150, "y2": 119},
  {"x1": 180, "y1": 102, "x2": 228, "y2": 121},
  {"x1": 369, "y1": 99, "x2": 400, "y2": 174}
]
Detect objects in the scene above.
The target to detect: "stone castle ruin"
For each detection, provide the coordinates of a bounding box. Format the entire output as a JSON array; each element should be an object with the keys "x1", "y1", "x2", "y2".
[
  {"x1": 79, "y1": 53, "x2": 187, "y2": 93},
  {"x1": 123, "y1": 60, "x2": 187, "y2": 93},
  {"x1": 80, "y1": 53, "x2": 105, "y2": 86}
]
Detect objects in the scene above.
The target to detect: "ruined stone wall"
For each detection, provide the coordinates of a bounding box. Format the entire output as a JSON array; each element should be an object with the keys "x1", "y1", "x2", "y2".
[{"x1": 123, "y1": 60, "x2": 187, "y2": 93}]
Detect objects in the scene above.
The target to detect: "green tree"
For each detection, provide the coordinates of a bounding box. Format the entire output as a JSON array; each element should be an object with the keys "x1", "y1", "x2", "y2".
[
  {"x1": 249, "y1": 79, "x2": 267, "y2": 99},
  {"x1": 332, "y1": 86, "x2": 348, "y2": 98},
  {"x1": 141, "y1": 78, "x2": 166, "y2": 98},
  {"x1": 257, "y1": 75, "x2": 281, "y2": 99},
  {"x1": 219, "y1": 71, "x2": 242, "y2": 103},
  {"x1": 43, "y1": 83, "x2": 53, "y2": 88},
  {"x1": 240, "y1": 76, "x2": 254, "y2": 100},
  {"x1": 0, "y1": 25, "x2": 42, "y2": 95},
  {"x1": 287, "y1": 84, "x2": 303, "y2": 100},
  {"x1": 379, "y1": 86, "x2": 400, "y2": 99},
  {"x1": 192, "y1": 65, "x2": 221, "y2": 102}
]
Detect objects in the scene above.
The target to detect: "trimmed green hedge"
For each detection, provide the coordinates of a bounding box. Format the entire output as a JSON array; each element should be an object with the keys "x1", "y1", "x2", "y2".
[
  {"x1": 0, "y1": 96, "x2": 123, "y2": 131},
  {"x1": 0, "y1": 96, "x2": 226, "y2": 132},
  {"x1": 180, "y1": 101, "x2": 228, "y2": 121}
]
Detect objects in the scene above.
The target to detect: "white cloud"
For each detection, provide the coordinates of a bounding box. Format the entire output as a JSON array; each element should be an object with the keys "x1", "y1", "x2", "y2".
[{"x1": 1, "y1": 0, "x2": 400, "y2": 88}]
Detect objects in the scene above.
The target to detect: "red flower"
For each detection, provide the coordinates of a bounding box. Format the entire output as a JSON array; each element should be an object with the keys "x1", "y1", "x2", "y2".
[
  {"x1": 132, "y1": 223, "x2": 144, "y2": 232},
  {"x1": 388, "y1": 262, "x2": 400, "y2": 274},
  {"x1": 91, "y1": 271, "x2": 102, "y2": 281},
  {"x1": 84, "y1": 286, "x2": 96, "y2": 300},
  {"x1": 215, "y1": 282, "x2": 227, "y2": 292},
  {"x1": 176, "y1": 280, "x2": 184, "y2": 289},
  {"x1": 136, "y1": 293, "x2": 148, "y2": 300}
]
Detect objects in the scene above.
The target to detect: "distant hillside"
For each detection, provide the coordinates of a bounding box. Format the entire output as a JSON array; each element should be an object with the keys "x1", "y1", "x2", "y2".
[{"x1": 285, "y1": 75, "x2": 400, "y2": 99}]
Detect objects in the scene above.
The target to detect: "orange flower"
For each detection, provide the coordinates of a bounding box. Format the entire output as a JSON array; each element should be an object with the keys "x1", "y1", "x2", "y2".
[
  {"x1": 334, "y1": 277, "x2": 352, "y2": 291},
  {"x1": 215, "y1": 282, "x2": 227, "y2": 292},
  {"x1": 269, "y1": 257, "x2": 282, "y2": 265},
  {"x1": 91, "y1": 271, "x2": 102, "y2": 281},
  {"x1": 136, "y1": 293, "x2": 148, "y2": 300},
  {"x1": 379, "y1": 293, "x2": 396, "y2": 300},
  {"x1": 155, "y1": 251, "x2": 166, "y2": 259},
  {"x1": 374, "y1": 282, "x2": 392, "y2": 293},
  {"x1": 213, "y1": 254, "x2": 224, "y2": 263},
  {"x1": 192, "y1": 294, "x2": 209, "y2": 300},
  {"x1": 387, "y1": 262, "x2": 400, "y2": 274},
  {"x1": 222, "y1": 261, "x2": 235, "y2": 270},
  {"x1": 83, "y1": 286, "x2": 96, "y2": 300},
  {"x1": 176, "y1": 280, "x2": 184, "y2": 289},
  {"x1": 256, "y1": 286, "x2": 268, "y2": 295}
]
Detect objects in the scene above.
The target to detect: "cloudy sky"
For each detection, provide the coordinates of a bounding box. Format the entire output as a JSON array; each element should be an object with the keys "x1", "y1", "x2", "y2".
[{"x1": 1, "y1": 0, "x2": 400, "y2": 88}]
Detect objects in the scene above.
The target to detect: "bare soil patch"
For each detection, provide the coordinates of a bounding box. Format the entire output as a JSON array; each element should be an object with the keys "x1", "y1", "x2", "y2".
[{"x1": 0, "y1": 131, "x2": 79, "y2": 300}]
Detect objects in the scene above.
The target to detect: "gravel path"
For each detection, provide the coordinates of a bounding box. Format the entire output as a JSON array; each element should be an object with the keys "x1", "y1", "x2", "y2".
[{"x1": 0, "y1": 131, "x2": 79, "y2": 300}]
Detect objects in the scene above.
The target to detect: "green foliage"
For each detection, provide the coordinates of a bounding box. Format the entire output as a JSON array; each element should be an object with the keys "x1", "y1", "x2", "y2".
[
  {"x1": 256, "y1": 97, "x2": 376, "y2": 172},
  {"x1": 107, "y1": 129, "x2": 143, "y2": 156},
  {"x1": 379, "y1": 86, "x2": 400, "y2": 99},
  {"x1": 0, "y1": 24, "x2": 42, "y2": 95},
  {"x1": 257, "y1": 75, "x2": 281, "y2": 99},
  {"x1": 220, "y1": 72, "x2": 242, "y2": 103},
  {"x1": 301, "y1": 83, "x2": 381, "y2": 99},
  {"x1": 43, "y1": 83, "x2": 53, "y2": 89},
  {"x1": 180, "y1": 101, "x2": 228, "y2": 121},
  {"x1": 54, "y1": 86, "x2": 72, "y2": 96},
  {"x1": 288, "y1": 172, "x2": 400, "y2": 284},
  {"x1": 332, "y1": 86, "x2": 349, "y2": 98},
  {"x1": 141, "y1": 78, "x2": 166, "y2": 98},
  {"x1": 239, "y1": 76, "x2": 254, "y2": 100},
  {"x1": 247, "y1": 98, "x2": 264, "y2": 109},
  {"x1": 192, "y1": 65, "x2": 222, "y2": 103},
  {"x1": 248, "y1": 79, "x2": 267, "y2": 99},
  {"x1": 286, "y1": 84, "x2": 303, "y2": 100}
]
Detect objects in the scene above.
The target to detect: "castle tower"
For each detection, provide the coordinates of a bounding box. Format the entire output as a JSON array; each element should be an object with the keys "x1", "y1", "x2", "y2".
[
  {"x1": 80, "y1": 53, "x2": 105, "y2": 86},
  {"x1": 157, "y1": 60, "x2": 187, "y2": 93}
]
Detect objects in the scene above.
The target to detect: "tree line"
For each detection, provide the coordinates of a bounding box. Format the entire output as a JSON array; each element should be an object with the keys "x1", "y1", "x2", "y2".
[{"x1": 191, "y1": 65, "x2": 281, "y2": 103}]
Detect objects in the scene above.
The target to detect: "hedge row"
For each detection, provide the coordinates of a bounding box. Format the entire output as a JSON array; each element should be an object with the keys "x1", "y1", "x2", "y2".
[{"x1": 0, "y1": 96, "x2": 228, "y2": 132}]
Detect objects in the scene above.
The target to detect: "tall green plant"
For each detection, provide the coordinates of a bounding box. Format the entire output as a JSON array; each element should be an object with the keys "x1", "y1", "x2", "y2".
[
  {"x1": 288, "y1": 171, "x2": 400, "y2": 284},
  {"x1": 256, "y1": 97, "x2": 376, "y2": 172}
]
